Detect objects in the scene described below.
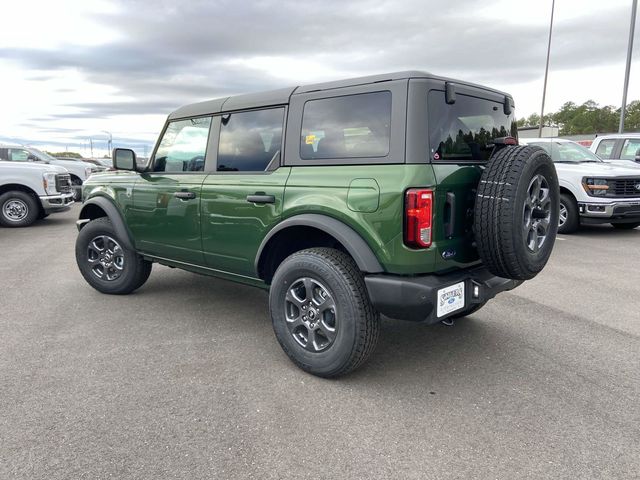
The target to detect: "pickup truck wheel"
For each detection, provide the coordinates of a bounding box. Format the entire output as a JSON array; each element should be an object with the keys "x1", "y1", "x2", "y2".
[
  {"x1": 75, "y1": 217, "x2": 152, "y2": 295},
  {"x1": 611, "y1": 222, "x2": 640, "y2": 230},
  {"x1": 558, "y1": 193, "x2": 579, "y2": 234},
  {"x1": 71, "y1": 178, "x2": 83, "y2": 202},
  {"x1": 0, "y1": 191, "x2": 39, "y2": 227},
  {"x1": 269, "y1": 248, "x2": 379, "y2": 378},
  {"x1": 475, "y1": 145, "x2": 559, "y2": 281}
]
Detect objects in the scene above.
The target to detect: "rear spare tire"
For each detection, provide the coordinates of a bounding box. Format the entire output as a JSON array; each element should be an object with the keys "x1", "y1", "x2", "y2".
[{"x1": 474, "y1": 145, "x2": 559, "y2": 280}]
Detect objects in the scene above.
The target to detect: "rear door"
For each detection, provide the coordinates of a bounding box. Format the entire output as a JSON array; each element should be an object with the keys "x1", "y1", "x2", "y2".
[
  {"x1": 128, "y1": 116, "x2": 213, "y2": 264},
  {"x1": 422, "y1": 83, "x2": 518, "y2": 271},
  {"x1": 200, "y1": 107, "x2": 289, "y2": 278}
]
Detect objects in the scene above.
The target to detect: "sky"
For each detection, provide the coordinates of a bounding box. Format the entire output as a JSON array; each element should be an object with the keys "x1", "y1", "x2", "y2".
[{"x1": 0, "y1": 0, "x2": 638, "y2": 157}]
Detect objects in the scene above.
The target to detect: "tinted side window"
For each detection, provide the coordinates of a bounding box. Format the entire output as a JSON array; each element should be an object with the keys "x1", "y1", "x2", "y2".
[
  {"x1": 595, "y1": 139, "x2": 616, "y2": 158},
  {"x1": 300, "y1": 91, "x2": 391, "y2": 160},
  {"x1": 217, "y1": 108, "x2": 284, "y2": 172},
  {"x1": 620, "y1": 139, "x2": 640, "y2": 160},
  {"x1": 153, "y1": 117, "x2": 212, "y2": 172}
]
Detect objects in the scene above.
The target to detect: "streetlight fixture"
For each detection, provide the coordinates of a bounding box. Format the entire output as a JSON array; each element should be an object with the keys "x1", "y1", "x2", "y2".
[{"x1": 619, "y1": 0, "x2": 638, "y2": 133}]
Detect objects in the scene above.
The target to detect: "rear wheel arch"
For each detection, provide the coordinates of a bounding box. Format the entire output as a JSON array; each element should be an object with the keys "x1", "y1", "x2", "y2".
[
  {"x1": 256, "y1": 214, "x2": 383, "y2": 283},
  {"x1": 78, "y1": 196, "x2": 135, "y2": 251}
]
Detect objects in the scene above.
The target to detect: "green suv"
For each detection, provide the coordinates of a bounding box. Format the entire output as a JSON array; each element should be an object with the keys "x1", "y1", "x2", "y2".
[{"x1": 75, "y1": 71, "x2": 559, "y2": 377}]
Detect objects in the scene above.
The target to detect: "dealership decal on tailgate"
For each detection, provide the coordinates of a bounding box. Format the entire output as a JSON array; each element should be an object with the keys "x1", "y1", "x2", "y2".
[{"x1": 437, "y1": 282, "x2": 465, "y2": 317}]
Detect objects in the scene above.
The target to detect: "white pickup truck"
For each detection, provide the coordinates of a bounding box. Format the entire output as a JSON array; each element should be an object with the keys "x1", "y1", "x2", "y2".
[
  {"x1": 0, "y1": 161, "x2": 74, "y2": 227},
  {"x1": 0, "y1": 144, "x2": 100, "y2": 202},
  {"x1": 520, "y1": 138, "x2": 640, "y2": 233}
]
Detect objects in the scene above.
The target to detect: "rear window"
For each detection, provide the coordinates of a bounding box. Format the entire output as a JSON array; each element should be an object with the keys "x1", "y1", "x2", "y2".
[
  {"x1": 300, "y1": 91, "x2": 391, "y2": 160},
  {"x1": 428, "y1": 91, "x2": 517, "y2": 162},
  {"x1": 595, "y1": 139, "x2": 616, "y2": 158}
]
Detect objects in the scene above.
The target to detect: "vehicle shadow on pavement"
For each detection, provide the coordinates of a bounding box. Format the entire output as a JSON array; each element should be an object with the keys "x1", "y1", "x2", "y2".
[{"x1": 140, "y1": 266, "x2": 500, "y2": 385}]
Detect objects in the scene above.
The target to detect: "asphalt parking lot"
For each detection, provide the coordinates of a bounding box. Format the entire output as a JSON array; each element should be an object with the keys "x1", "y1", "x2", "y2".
[{"x1": 1, "y1": 206, "x2": 639, "y2": 479}]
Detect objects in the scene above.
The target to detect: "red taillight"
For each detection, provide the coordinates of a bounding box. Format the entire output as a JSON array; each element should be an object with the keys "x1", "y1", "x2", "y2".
[{"x1": 404, "y1": 188, "x2": 433, "y2": 248}]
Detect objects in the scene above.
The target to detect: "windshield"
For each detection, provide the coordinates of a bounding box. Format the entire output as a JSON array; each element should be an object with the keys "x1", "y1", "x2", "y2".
[
  {"x1": 528, "y1": 141, "x2": 602, "y2": 163},
  {"x1": 428, "y1": 90, "x2": 517, "y2": 162},
  {"x1": 28, "y1": 147, "x2": 57, "y2": 162}
]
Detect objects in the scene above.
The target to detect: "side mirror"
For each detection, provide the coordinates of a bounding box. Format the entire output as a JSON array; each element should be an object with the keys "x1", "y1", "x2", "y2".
[
  {"x1": 113, "y1": 148, "x2": 137, "y2": 171},
  {"x1": 635, "y1": 148, "x2": 640, "y2": 163},
  {"x1": 27, "y1": 155, "x2": 39, "y2": 162}
]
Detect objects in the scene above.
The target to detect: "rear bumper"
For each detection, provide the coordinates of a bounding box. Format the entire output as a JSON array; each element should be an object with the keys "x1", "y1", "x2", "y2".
[
  {"x1": 365, "y1": 266, "x2": 521, "y2": 324},
  {"x1": 40, "y1": 193, "x2": 74, "y2": 213}
]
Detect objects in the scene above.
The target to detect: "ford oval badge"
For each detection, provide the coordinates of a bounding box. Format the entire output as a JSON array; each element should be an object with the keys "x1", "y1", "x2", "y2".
[{"x1": 442, "y1": 249, "x2": 456, "y2": 259}]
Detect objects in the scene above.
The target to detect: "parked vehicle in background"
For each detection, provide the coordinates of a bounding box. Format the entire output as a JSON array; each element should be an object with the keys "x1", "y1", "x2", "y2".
[
  {"x1": 521, "y1": 138, "x2": 640, "y2": 233},
  {"x1": 0, "y1": 160, "x2": 74, "y2": 227},
  {"x1": 590, "y1": 133, "x2": 640, "y2": 166},
  {"x1": 59, "y1": 157, "x2": 109, "y2": 172},
  {"x1": 75, "y1": 71, "x2": 560, "y2": 377},
  {"x1": 0, "y1": 144, "x2": 101, "y2": 201}
]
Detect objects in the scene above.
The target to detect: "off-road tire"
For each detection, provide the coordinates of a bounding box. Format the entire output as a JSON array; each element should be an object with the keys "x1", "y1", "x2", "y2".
[
  {"x1": 269, "y1": 248, "x2": 379, "y2": 378},
  {"x1": 75, "y1": 217, "x2": 152, "y2": 294},
  {"x1": 474, "y1": 145, "x2": 559, "y2": 281},
  {"x1": 611, "y1": 222, "x2": 640, "y2": 230},
  {"x1": 558, "y1": 193, "x2": 579, "y2": 234},
  {"x1": 0, "y1": 191, "x2": 39, "y2": 228}
]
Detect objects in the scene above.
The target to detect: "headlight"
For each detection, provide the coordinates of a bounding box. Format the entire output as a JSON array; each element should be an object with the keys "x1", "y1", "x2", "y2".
[
  {"x1": 582, "y1": 177, "x2": 609, "y2": 196},
  {"x1": 42, "y1": 172, "x2": 58, "y2": 195}
]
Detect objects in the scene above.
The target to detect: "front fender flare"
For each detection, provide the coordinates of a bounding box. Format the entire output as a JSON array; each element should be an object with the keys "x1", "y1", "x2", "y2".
[
  {"x1": 78, "y1": 196, "x2": 135, "y2": 251},
  {"x1": 255, "y1": 213, "x2": 384, "y2": 275}
]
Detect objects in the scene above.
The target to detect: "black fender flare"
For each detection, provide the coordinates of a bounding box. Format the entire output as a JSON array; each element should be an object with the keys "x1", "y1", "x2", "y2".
[
  {"x1": 255, "y1": 214, "x2": 384, "y2": 275},
  {"x1": 78, "y1": 196, "x2": 135, "y2": 251}
]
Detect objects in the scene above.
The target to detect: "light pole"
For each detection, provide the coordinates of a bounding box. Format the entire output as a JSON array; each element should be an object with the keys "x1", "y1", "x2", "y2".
[
  {"x1": 619, "y1": 0, "x2": 638, "y2": 133},
  {"x1": 102, "y1": 130, "x2": 113, "y2": 156},
  {"x1": 539, "y1": 0, "x2": 556, "y2": 138}
]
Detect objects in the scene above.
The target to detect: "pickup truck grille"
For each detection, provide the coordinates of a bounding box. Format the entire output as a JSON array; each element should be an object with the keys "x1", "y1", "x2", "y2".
[
  {"x1": 55, "y1": 173, "x2": 72, "y2": 193},
  {"x1": 611, "y1": 178, "x2": 640, "y2": 197}
]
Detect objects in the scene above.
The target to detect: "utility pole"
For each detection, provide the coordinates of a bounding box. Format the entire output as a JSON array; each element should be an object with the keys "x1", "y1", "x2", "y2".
[
  {"x1": 539, "y1": 0, "x2": 556, "y2": 138},
  {"x1": 102, "y1": 130, "x2": 113, "y2": 156},
  {"x1": 619, "y1": 0, "x2": 638, "y2": 133}
]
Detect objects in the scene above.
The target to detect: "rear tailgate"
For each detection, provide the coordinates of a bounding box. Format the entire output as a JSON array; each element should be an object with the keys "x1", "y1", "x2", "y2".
[{"x1": 424, "y1": 86, "x2": 517, "y2": 273}]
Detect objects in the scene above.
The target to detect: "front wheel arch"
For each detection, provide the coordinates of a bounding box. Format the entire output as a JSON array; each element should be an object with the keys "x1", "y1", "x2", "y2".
[{"x1": 78, "y1": 196, "x2": 135, "y2": 251}]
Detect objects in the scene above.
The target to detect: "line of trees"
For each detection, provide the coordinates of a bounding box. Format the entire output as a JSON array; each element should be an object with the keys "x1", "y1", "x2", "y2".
[{"x1": 517, "y1": 100, "x2": 640, "y2": 135}]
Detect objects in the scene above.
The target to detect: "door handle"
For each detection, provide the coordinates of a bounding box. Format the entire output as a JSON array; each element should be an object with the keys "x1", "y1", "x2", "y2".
[
  {"x1": 174, "y1": 191, "x2": 196, "y2": 200},
  {"x1": 246, "y1": 193, "x2": 275, "y2": 204}
]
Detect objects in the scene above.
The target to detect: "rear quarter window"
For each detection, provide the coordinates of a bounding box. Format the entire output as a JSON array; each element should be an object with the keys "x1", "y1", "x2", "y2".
[{"x1": 300, "y1": 91, "x2": 391, "y2": 160}]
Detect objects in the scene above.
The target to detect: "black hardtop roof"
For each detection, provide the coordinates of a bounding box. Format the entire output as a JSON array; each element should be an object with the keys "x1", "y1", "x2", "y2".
[{"x1": 168, "y1": 70, "x2": 512, "y2": 120}]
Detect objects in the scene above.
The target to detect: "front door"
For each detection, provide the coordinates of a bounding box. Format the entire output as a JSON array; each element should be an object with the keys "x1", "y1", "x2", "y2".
[
  {"x1": 128, "y1": 116, "x2": 213, "y2": 264},
  {"x1": 200, "y1": 107, "x2": 289, "y2": 278}
]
